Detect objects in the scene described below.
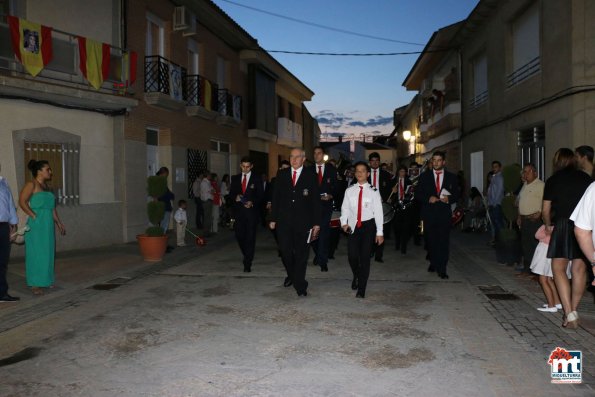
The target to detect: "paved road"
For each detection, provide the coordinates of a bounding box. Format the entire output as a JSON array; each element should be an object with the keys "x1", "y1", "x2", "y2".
[{"x1": 0, "y1": 229, "x2": 593, "y2": 396}]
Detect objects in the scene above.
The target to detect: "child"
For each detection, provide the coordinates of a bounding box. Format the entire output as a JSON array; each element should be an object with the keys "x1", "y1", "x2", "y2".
[
  {"x1": 174, "y1": 200, "x2": 187, "y2": 247},
  {"x1": 530, "y1": 225, "x2": 570, "y2": 312}
]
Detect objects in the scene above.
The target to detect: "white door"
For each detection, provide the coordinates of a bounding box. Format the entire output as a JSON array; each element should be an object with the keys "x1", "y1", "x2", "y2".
[
  {"x1": 470, "y1": 151, "x2": 484, "y2": 193},
  {"x1": 147, "y1": 129, "x2": 159, "y2": 177}
]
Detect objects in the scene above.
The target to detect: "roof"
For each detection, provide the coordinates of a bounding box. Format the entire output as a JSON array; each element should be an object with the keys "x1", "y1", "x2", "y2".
[{"x1": 402, "y1": 21, "x2": 464, "y2": 90}]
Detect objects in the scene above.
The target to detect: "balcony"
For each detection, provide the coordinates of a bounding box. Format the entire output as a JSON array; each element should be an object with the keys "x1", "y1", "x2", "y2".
[
  {"x1": 418, "y1": 100, "x2": 461, "y2": 142},
  {"x1": 507, "y1": 56, "x2": 540, "y2": 88},
  {"x1": 185, "y1": 74, "x2": 219, "y2": 119},
  {"x1": 144, "y1": 56, "x2": 187, "y2": 111},
  {"x1": 469, "y1": 90, "x2": 488, "y2": 110},
  {"x1": 215, "y1": 88, "x2": 242, "y2": 127},
  {"x1": 0, "y1": 21, "x2": 137, "y2": 113}
]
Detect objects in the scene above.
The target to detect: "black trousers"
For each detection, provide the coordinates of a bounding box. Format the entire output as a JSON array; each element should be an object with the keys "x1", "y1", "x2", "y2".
[
  {"x1": 328, "y1": 227, "x2": 341, "y2": 258},
  {"x1": 0, "y1": 223, "x2": 11, "y2": 297},
  {"x1": 194, "y1": 198, "x2": 203, "y2": 229},
  {"x1": 348, "y1": 220, "x2": 375, "y2": 294},
  {"x1": 520, "y1": 218, "x2": 542, "y2": 272},
  {"x1": 372, "y1": 218, "x2": 389, "y2": 260},
  {"x1": 312, "y1": 208, "x2": 332, "y2": 266},
  {"x1": 234, "y1": 209, "x2": 258, "y2": 268},
  {"x1": 424, "y1": 210, "x2": 451, "y2": 275},
  {"x1": 277, "y1": 224, "x2": 310, "y2": 294},
  {"x1": 393, "y1": 207, "x2": 413, "y2": 253}
]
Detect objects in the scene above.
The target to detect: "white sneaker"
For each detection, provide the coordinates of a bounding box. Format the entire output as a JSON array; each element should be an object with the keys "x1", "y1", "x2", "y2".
[
  {"x1": 538, "y1": 306, "x2": 558, "y2": 313},
  {"x1": 556, "y1": 304, "x2": 562, "y2": 309}
]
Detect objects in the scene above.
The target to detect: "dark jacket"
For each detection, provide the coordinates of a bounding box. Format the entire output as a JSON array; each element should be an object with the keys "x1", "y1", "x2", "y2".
[
  {"x1": 311, "y1": 163, "x2": 338, "y2": 211},
  {"x1": 271, "y1": 167, "x2": 322, "y2": 231},
  {"x1": 368, "y1": 168, "x2": 395, "y2": 202},
  {"x1": 416, "y1": 168, "x2": 459, "y2": 220},
  {"x1": 229, "y1": 173, "x2": 264, "y2": 214}
]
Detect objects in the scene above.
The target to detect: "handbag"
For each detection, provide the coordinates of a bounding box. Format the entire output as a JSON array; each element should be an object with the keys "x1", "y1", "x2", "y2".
[{"x1": 10, "y1": 208, "x2": 30, "y2": 245}]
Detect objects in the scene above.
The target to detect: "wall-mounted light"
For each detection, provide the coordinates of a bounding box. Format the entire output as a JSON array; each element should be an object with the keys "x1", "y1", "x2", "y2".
[{"x1": 402, "y1": 130, "x2": 412, "y2": 141}]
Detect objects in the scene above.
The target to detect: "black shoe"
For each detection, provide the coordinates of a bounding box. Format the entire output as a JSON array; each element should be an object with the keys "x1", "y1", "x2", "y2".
[
  {"x1": 351, "y1": 278, "x2": 358, "y2": 290},
  {"x1": 313, "y1": 258, "x2": 318, "y2": 266},
  {"x1": 0, "y1": 295, "x2": 20, "y2": 302},
  {"x1": 328, "y1": 255, "x2": 335, "y2": 260},
  {"x1": 297, "y1": 281, "x2": 308, "y2": 296},
  {"x1": 165, "y1": 246, "x2": 174, "y2": 253},
  {"x1": 283, "y1": 277, "x2": 293, "y2": 287},
  {"x1": 439, "y1": 273, "x2": 449, "y2": 279},
  {"x1": 320, "y1": 264, "x2": 328, "y2": 272},
  {"x1": 243, "y1": 266, "x2": 251, "y2": 273},
  {"x1": 375, "y1": 258, "x2": 384, "y2": 263},
  {"x1": 427, "y1": 265, "x2": 435, "y2": 272},
  {"x1": 356, "y1": 291, "x2": 365, "y2": 298}
]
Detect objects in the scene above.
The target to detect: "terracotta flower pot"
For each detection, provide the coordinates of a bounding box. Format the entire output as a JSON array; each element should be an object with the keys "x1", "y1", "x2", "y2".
[{"x1": 136, "y1": 234, "x2": 168, "y2": 262}]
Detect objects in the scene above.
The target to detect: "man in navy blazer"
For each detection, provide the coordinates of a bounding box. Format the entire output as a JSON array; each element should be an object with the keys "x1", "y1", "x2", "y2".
[
  {"x1": 416, "y1": 151, "x2": 459, "y2": 279},
  {"x1": 270, "y1": 148, "x2": 322, "y2": 296},
  {"x1": 310, "y1": 146, "x2": 338, "y2": 272},
  {"x1": 229, "y1": 156, "x2": 264, "y2": 272}
]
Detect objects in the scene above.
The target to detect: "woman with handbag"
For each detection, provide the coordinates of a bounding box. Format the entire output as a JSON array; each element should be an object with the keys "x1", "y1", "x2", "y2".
[{"x1": 19, "y1": 160, "x2": 66, "y2": 295}]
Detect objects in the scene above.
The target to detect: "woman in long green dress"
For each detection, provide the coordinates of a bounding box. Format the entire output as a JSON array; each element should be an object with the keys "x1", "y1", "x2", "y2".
[{"x1": 19, "y1": 160, "x2": 66, "y2": 295}]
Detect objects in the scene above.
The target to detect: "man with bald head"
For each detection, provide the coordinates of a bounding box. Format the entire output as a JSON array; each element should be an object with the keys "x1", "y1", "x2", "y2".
[{"x1": 270, "y1": 148, "x2": 322, "y2": 297}]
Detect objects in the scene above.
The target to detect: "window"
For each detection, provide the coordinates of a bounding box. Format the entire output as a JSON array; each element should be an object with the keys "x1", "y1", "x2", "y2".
[
  {"x1": 518, "y1": 125, "x2": 545, "y2": 180},
  {"x1": 248, "y1": 64, "x2": 276, "y2": 133},
  {"x1": 187, "y1": 39, "x2": 199, "y2": 75},
  {"x1": 24, "y1": 141, "x2": 80, "y2": 206},
  {"x1": 210, "y1": 140, "x2": 230, "y2": 153},
  {"x1": 277, "y1": 96, "x2": 285, "y2": 118},
  {"x1": 216, "y1": 56, "x2": 226, "y2": 89},
  {"x1": 470, "y1": 54, "x2": 488, "y2": 109},
  {"x1": 146, "y1": 13, "x2": 164, "y2": 56},
  {"x1": 288, "y1": 102, "x2": 295, "y2": 122},
  {"x1": 508, "y1": 3, "x2": 540, "y2": 87}
]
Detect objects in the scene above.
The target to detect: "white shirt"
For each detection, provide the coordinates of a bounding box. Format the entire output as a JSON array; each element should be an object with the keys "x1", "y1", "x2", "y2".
[
  {"x1": 192, "y1": 177, "x2": 202, "y2": 198},
  {"x1": 174, "y1": 208, "x2": 187, "y2": 223},
  {"x1": 220, "y1": 181, "x2": 229, "y2": 196},
  {"x1": 340, "y1": 182, "x2": 384, "y2": 236},
  {"x1": 291, "y1": 166, "x2": 304, "y2": 185},
  {"x1": 200, "y1": 178, "x2": 213, "y2": 201},
  {"x1": 570, "y1": 181, "x2": 595, "y2": 252}
]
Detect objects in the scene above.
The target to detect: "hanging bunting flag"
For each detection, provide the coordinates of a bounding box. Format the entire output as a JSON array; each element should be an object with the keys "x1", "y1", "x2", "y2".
[
  {"x1": 120, "y1": 50, "x2": 138, "y2": 87},
  {"x1": 169, "y1": 63, "x2": 183, "y2": 101},
  {"x1": 78, "y1": 36, "x2": 110, "y2": 90},
  {"x1": 8, "y1": 16, "x2": 53, "y2": 77}
]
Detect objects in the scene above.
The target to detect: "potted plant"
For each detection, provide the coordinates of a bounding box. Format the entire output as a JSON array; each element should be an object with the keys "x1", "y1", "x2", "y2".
[
  {"x1": 136, "y1": 175, "x2": 169, "y2": 261},
  {"x1": 495, "y1": 164, "x2": 522, "y2": 264}
]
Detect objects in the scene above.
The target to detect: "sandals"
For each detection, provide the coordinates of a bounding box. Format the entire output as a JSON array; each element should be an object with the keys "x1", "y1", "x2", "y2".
[
  {"x1": 563, "y1": 311, "x2": 579, "y2": 329},
  {"x1": 31, "y1": 287, "x2": 44, "y2": 295}
]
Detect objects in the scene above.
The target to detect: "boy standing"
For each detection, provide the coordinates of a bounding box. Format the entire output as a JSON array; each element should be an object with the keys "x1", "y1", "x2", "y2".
[{"x1": 174, "y1": 200, "x2": 187, "y2": 247}]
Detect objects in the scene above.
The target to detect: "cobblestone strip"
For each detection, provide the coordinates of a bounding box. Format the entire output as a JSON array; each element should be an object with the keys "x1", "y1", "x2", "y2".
[
  {"x1": 0, "y1": 234, "x2": 236, "y2": 334},
  {"x1": 452, "y1": 237, "x2": 595, "y2": 389}
]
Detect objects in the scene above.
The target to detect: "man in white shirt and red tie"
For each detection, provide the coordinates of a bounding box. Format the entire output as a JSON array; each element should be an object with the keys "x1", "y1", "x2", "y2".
[
  {"x1": 270, "y1": 148, "x2": 321, "y2": 297},
  {"x1": 311, "y1": 146, "x2": 338, "y2": 272},
  {"x1": 391, "y1": 165, "x2": 414, "y2": 255},
  {"x1": 368, "y1": 152, "x2": 395, "y2": 263},
  {"x1": 416, "y1": 151, "x2": 459, "y2": 279},
  {"x1": 229, "y1": 157, "x2": 264, "y2": 272},
  {"x1": 341, "y1": 161, "x2": 384, "y2": 298}
]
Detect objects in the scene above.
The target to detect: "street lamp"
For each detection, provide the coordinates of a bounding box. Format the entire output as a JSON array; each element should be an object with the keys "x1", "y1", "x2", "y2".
[
  {"x1": 402, "y1": 130, "x2": 412, "y2": 141},
  {"x1": 323, "y1": 154, "x2": 329, "y2": 162}
]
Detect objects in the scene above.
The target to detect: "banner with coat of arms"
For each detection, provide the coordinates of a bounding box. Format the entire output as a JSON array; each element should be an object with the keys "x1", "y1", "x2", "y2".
[{"x1": 8, "y1": 16, "x2": 53, "y2": 77}]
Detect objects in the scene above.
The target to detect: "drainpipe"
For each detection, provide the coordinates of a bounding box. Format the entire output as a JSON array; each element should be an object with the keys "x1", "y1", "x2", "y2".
[{"x1": 458, "y1": 48, "x2": 464, "y2": 172}]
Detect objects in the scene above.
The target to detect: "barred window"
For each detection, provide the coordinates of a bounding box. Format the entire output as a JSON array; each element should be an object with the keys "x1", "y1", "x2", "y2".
[{"x1": 24, "y1": 141, "x2": 80, "y2": 206}]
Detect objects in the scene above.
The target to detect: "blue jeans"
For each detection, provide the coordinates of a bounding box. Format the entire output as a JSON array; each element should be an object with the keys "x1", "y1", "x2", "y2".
[
  {"x1": 161, "y1": 211, "x2": 172, "y2": 233},
  {"x1": 488, "y1": 205, "x2": 505, "y2": 239}
]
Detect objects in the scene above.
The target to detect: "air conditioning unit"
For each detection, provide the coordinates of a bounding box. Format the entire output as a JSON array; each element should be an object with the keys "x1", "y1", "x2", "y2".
[{"x1": 173, "y1": 6, "x2": 196, "y2": 36}]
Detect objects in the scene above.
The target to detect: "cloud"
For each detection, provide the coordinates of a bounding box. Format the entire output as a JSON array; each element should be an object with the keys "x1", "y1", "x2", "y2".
[{"x1": 315, "y1": 111, "x2": 393, "y2": 132}]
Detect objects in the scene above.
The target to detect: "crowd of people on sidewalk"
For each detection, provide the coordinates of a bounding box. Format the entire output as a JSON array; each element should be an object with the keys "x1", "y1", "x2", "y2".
[{"x1": 477, "y1": 146, "x2": 595, "y2": 330}]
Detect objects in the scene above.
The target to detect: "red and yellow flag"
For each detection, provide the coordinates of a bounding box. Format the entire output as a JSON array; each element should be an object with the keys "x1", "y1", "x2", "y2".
[
  {"x1": 8, "y1": 16, "x2": 53, "y2": 77},
  {"x1": 78, "y1": 36, "x2": 110, "y2": 90},
  {"x1": 121, "y1": 50, "x2": 138, "y2": 86}
]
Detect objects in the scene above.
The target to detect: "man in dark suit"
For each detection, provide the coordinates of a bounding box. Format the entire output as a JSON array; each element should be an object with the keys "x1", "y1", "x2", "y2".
[
  {"x1": 416, "y1": 151, "x2": 459, "y2": 279},
  {"x1": 368, "y1": 152, "x2": 395, "y2": 262},
  {"x1": 270, "y1": 148, "x2": 322, "y2": 296},
  {"x1": 328, "y1": 164, "x2": 355, "y2": 260},
  {"x1": 310, "y1": 146, "x2": 338, "y2": 272},
  {"x1": 229, "y1": 156, "x2": 264, "y2": 273}
]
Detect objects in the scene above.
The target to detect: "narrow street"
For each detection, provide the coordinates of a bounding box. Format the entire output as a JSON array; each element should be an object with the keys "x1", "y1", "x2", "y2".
[{"x1": 0, "y1": 228, "x2": 593, "y2": 396}]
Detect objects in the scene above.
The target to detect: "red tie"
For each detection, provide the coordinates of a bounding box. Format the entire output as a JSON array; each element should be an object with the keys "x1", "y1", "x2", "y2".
[
  {"x1": 292, "y1": 170, "x2": 297, "y2": 187},
  {"x1": 318, "y1": 165, "x2": 323, "y2": 185},
  {"x1": 356, "y1": 186, "x2": 363, "y2": 228},
  {"x1": 400, "y1": 178, "x2": 404, "y2": 200},
  {"x1": 435, "y1": 171, "x2": 442, "y2": 195},
  {"x1": 373, "y1": 170, "x2": 377, "y2": 188},
  {"x1": 242, "y1": 174, "x2": 247, "y2": 194}
]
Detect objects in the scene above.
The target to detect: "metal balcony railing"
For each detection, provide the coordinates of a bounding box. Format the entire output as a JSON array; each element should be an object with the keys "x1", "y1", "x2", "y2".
[
  {"x1": 144, "y1": 55, "x2": 187, "y2": 100},
  {"x1": 507, "y1": 56, "x2": 540, "y2": 88},
  {"x1": 185, "y1": 74, "x2": 218, "y2": 110},
  {"x1": 217, "y1": 88, "x2": 242, "y2": 120},
  {"x1": 0, "y1": 20, "x2": 135, "y2": 94},
  {"x1": 469, "y1": 90, "x2": 488, "y2": 109}
]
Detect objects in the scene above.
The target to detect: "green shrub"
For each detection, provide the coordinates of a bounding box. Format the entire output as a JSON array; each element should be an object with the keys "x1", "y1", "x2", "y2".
[
  {"x1": 502, "y1": 164, "x2": 522, "y2": 194},
  {"x1": 501, "y1": 195, "x2": 518, "y2": 224},
  {"x1": 145, "y1": 176, "x2": 168, "y2": 236}
]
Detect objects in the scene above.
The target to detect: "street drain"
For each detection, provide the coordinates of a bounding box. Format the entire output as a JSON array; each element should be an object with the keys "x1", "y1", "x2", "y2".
[
  {"x1": 484, "y1": 293, "x2": 520, "y2": 300},
  {"x1": 90, "y1": 283, "x2": 122, "y2": 290}
]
